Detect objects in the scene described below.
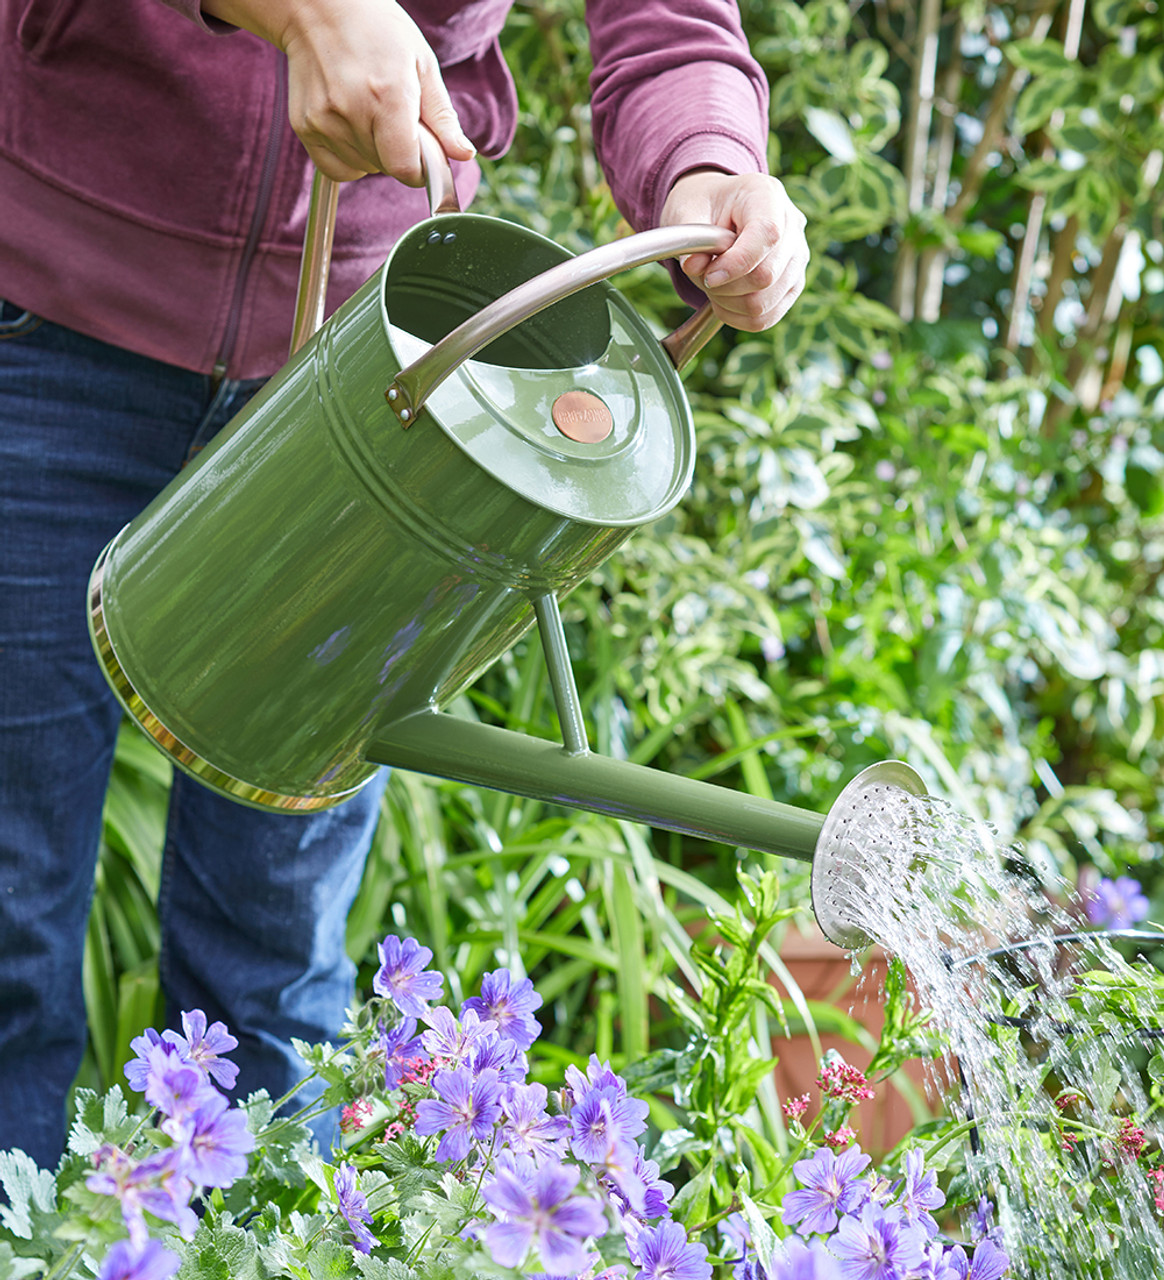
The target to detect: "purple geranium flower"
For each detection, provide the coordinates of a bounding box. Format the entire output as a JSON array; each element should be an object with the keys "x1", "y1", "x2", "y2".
[
  {"x1": 373, "y1": 935, "x2": 445, "y2": 1016},
  {"x1": 470, "y1": 1032, "x2": 525, "y2": 1083},
  {"x1": 87, "y1": 1146, "x2": 197, "y2": 1245},
  {"x1": 180, "y1": 1089, "x2": 256, "y2": 1187},
  {"x1": 769, "y1": 1235, "x2": 844, "y2": 1280},
  {"x1": 628, "y1": 1218, "x2": 712, "y2": 1280},
  {"x1": 570, "y1": 1085, "x2": 649, "y2": 1164},
  {"x1": 482, "y1": 1159, "x2": 606, "y2": 1274},
  {"x1": 831, "y1": 1204, "x2": 927, "y2": 1280},
  {"x1": 124, "y1": 1029, "x2": 184, "y2": 1095},
  {"x1": 629, "y1": 1147, "x2": 674, "y2": 1220},
  {"x1": 898, "y1": 1150, "x2": 945, "y2": 1237},
  {"x1": 947, "y1": 1239, "x2": 1010, "y2": 1280},
  {"x1": 334, "y1": 1163, "x2": 377, "y2": 1254},
  {"x1": 462, "y1": 969, "x2": 544, "y2": 1050},
  {"x1": 915, "y1": 1241, "x2": 962, "y2": 1280},
  {"x1": 166, "y1": 1009, "x2": 239, "y2": 1090},
  {"x1": 97, "y1": 1238, "x2": 181, "y2": 1280},
  {"x1": 415, "y1": 1065, "x2": 502, "y2": 1162},
  {"x1": 1086, "y1": 876, "x2": 1150, "y2": 930},
  {"x1": 498, "y1": 1082, "x2": 569, "y2": 1161},
  {"x1": 420, "y1": 1005, "x2": 497, "y2": 1066},
  {"x1": 379, "y1": 1017, "x2": 426, "y2": 1090},
  {"x1": 781, "y1": 1145, "x2": 872, "y2": 1236}
]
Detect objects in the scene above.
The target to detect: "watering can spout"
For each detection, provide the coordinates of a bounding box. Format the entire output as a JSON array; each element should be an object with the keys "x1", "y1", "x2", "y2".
[{"x1": 365, "y1": 707, "x2": 925, "y2": 952}]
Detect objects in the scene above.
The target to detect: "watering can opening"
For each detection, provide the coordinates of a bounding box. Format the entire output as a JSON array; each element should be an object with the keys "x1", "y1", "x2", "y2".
[{"x1": 383, "y1": 217, "x2": 613, "y2": 374}]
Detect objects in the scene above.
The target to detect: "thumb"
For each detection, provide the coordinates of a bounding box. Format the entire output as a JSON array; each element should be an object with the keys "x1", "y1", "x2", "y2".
[{"x1": 418, "y1": 67, "x2": 476, "y2": 162}]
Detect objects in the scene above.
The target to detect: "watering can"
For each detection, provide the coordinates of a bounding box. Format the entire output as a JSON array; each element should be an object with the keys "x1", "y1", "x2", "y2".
[{"x1": 87, "y1": 129, "x2": 925, "y2": 951}]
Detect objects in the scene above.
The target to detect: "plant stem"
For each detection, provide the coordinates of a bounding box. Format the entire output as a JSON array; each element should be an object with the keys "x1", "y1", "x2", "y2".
[{"x1": 42, "y1": 1243, "x2": 84, "y2": 1280}]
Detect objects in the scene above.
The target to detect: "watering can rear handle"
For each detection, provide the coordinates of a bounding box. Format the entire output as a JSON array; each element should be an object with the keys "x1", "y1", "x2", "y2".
[{"x1": 289, "y1": 126, "x2": 461, "y2": 356}]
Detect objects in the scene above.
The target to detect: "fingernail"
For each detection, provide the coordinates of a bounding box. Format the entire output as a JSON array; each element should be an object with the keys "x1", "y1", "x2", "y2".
[{"x1": 705, "y1": 269, "x2": 729, "y2": 286}]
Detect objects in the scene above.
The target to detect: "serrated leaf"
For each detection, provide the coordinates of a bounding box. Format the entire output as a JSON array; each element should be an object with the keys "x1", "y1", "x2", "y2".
[
  {"x1": 67, "y1": 1086, "x2": 135, "y2": 1158},
  {"x1": 354, "y1": 1257, "x2": 423, "y2": 1280},
  {"x1": 178, "y1": 1220, "x2": 262, "y2": 1280},
  {"x1": 0, "y1": 1152, "x2": 58, "y2": 1241},
  {"x1": 0, "y1": 1243, "x2": 46, "y2": 1280},
  {"x1": 307, "y1": 1240, "x2": 359, "y2": 1280}
]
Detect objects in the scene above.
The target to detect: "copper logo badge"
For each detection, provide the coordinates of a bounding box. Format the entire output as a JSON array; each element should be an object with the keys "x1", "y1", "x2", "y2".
[{"x1": 551, "y1": 391, "x2": 613, "y2": 443}]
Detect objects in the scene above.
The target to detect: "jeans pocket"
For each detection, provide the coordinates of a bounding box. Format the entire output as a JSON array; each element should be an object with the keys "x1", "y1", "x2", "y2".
[{"x1": 0, "y1": 300, "x2": 45, "y2": 340}]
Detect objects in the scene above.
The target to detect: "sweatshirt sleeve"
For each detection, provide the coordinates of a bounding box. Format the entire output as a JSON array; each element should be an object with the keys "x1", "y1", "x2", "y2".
[
  {"x1": 585, "y1": 0, "x2": 770, "y2": 234},
  {"x1": 154, "y1": 1, "x2": 237, "y2": 34}
]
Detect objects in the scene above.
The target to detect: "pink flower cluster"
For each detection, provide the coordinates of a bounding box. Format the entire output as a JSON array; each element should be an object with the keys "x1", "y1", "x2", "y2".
[{"x1": 816, "y1": 1060, "x2": 876, "y2": 1104}]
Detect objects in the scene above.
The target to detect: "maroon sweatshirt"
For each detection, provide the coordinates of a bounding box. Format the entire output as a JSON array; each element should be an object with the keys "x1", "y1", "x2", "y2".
[{"x1": 0, "y1": 0, "x2": 769, "y2": 378}]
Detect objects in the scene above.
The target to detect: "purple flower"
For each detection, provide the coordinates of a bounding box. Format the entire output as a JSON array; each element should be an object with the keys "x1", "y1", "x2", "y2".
[
  {"x1": 781, "y1": 1145, "x2": 872, "y2": 1236},
  {"x1": 379, "y1": 1017, "x2": 426, "y2": 1090},
  {"x1": 769, "y1": 1235, "x2": 844, "y2": 1280},
  {"x1": 916, "y1": 1241, "x2": 961, "y2": 1280},
  {"x1": 97, "y1": 1238, "x2": 181, "y2": 1280},
  {"x1": 167, "y1": 1009, "x2": 239, "y2": 1090},
  {"x1": 947, "y1": 1239, "x2": 1010, "y2": 1280},
  {"x1": 180, "y1": 1089, "x2": 256, "y2": 1187},
  {"x1": 498, "y1": 1082, "x2": 570, "y2": 1161},
  {"x1": 415, "y1": 1065, "x2": 502, "y2": 1162},
  {"x1": 570, "y1": 1085, "x2": 649, "y2": 1164},
  {"x1": 482, "y1": 1160, "x2": 607, "y2": 1274},
  {"x1": 592, "y1": 1138, "x2": 648, "y2": 1215},
  {"x1": 334, "y1": 1163, "x2": 377, "y2": 1254},
  {"x1": 87, "y1": 1145, "x2": 197, "y2": 1244},
  {"x1": 131, "y1": 1150, "x2": 199, "y2": 1240},
  {"x1": 1085, "y1": 876, "x2": 1150, "y2": 930},
  {"x1": 629, "y1": 1147, "x2": 674, "y2": 1220},
  {"x1": 968, "y1": 1196, "x2": 1000, "y2": 1245},
  {"x1": 124, "y1": 1029, "x2": 184, "y2": 1095},
  {"x1": 469, "y1": 1032, "x2": 525, "y2": 1083},
  {"x1": 373, "y1": 935, "x2": 445, "y2": 1016},
  {"x1": 831, "y1": 1204, "x2": 927, "y2": 1280},
  {"x1": 462, "y1": 969, "x2": 544, "y2": 1050},
  {"x1": 628, "y1": 1218, "x2": 712, "y2": 1280},
  {"x1": 898, "y1": 1150, "x2": 945, "y2": 1237},
  {"x1": 565, "y1": 1055, "x2": 632, "y2": 1101},
  {"x1": 420, "y1": 1005, "x2": 497, "y2": 1066}
]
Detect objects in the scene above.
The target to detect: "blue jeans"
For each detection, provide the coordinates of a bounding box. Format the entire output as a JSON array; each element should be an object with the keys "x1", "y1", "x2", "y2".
[{"x1": 0, "y1": 302, "x2": 386, "y2": 1168}]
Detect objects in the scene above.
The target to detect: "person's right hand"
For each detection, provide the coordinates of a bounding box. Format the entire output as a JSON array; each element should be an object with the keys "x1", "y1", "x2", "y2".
[{"x1": 202, "y1": 0, "x2": 476, "y2": 184}]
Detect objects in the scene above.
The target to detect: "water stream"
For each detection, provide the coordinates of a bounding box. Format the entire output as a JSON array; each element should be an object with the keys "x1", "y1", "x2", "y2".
[{"x1": 832, "y1": 789, "x2": 1164, "y2": 1278}]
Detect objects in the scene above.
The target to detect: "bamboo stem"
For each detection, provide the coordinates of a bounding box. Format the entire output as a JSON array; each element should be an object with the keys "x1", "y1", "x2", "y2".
[{"x1": 892, "y1": 0, "x2": 943, "y2": 319}]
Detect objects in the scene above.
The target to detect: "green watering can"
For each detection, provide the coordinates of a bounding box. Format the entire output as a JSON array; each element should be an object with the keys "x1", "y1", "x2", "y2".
[{"x1": 87, "y1": 130, "x2": 924, "y2": 950}]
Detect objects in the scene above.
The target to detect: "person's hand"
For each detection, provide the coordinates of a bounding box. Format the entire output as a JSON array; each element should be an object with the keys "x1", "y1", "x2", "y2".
[
  {"x1": 202, "y1": 0, "x2": 476, "y2": 184},
  {"x1": 659, "y1": 169, "x2": 810, "y2": 331}
]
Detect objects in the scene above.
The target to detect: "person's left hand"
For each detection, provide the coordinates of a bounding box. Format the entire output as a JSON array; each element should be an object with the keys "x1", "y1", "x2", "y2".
[{"x1": 659, "y1": 169, "x2": 810, "y2": 331}]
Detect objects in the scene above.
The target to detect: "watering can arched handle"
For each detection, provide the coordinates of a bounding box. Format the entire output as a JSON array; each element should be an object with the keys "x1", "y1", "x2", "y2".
[{"x1": 385, "y1": 222, "x2": 734, "y2": 426}]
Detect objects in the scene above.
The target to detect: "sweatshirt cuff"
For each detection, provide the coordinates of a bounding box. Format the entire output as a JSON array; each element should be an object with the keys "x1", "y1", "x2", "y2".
[{"x1": 652, "y1": 135, "x2": 766, "y2": 312}]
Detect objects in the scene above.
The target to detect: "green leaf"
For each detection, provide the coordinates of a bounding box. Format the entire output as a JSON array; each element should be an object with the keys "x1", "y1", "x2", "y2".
[
  {"x1": 180, "y1": 1221, "x2": 263, "y2": 1280},
  {"x1": 1013, "y1": 73, "x2": 1080, "y2": 135},
  {"x1": 671, "y1": 1158, "x2": 714, "y2": 1230},
  {"x1": 1005, "y1": 38, "x2": 1071, "y2": 75},
  {"x1": 0, "y1": 1152, "x2": 59, "y2": 1242},
  {"x1": 0, "y1": 1243, "x2": 46, "y2": 1280},
  {"x1": 67, "y1": 1086, "x2": 135, "y2": 1158}
]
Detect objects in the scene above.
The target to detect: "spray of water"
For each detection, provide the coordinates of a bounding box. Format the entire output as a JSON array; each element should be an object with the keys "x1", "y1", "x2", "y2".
[{"x1": 832, "y1": 788, "x2": 1164, "y2": 1278}]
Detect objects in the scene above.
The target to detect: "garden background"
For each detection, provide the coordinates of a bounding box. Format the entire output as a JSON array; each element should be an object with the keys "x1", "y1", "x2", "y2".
[{"x1": 83, "y1": 0, "x2": 1164, "y2": 1154}]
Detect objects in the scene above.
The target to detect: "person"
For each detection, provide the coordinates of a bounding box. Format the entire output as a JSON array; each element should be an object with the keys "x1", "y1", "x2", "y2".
[{"x1": 0, "y1": 0, "x2": 809, "y2": 1169}]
